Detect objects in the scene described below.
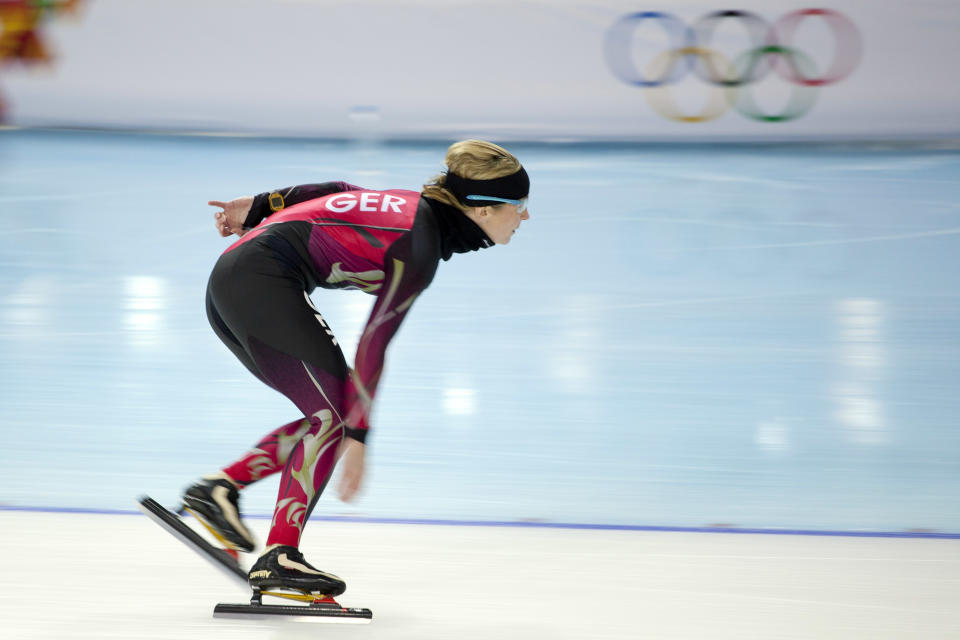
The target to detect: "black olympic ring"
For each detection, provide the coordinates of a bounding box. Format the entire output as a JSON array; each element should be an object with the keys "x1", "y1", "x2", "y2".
[{"x1": 603, "y1": 9, "x2": 863, "y2": 122}]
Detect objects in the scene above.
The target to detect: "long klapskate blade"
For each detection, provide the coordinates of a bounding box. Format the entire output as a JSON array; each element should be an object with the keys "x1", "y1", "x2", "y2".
[
  {"x1": 138, "y1": 495, "x2": 248, "y2": 585},
  {"x1": 213, "y1": 602, "x2": 372, "y2": 623}
]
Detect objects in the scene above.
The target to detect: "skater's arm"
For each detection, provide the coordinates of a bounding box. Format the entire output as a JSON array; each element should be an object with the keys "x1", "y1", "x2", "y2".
[
  {"x1": 343, "y1": 228, "x2": 440, "y2": 441},
  {"x1": 208, "y1": 182, "x2": 363, "y2": 236}
]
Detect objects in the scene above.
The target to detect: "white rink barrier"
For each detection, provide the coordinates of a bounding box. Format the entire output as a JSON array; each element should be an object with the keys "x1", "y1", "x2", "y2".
[{"x1": 4, "y1": 0, "x2": 960, "y2": 141}]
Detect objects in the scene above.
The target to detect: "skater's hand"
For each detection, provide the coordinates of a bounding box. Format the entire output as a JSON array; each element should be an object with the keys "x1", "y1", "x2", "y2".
[
  {"x1": 208, "y1": 196, "x2": 254, "y2": 237},
  {"x1": 337, "y1": 438, "x2": 366, "y2": 502}
]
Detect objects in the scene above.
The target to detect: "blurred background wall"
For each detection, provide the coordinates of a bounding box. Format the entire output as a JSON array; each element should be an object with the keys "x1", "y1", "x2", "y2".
[{"x1": 3, "y1": 0, "x2": 958, "y2": 141}]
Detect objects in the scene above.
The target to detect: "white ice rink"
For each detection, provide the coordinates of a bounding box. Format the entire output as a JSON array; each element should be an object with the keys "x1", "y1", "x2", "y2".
[{"x1": 2, "y1": 510, "x2": 958, "y2": 639}]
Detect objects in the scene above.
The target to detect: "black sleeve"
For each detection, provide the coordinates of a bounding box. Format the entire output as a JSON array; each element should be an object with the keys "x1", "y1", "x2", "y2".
[
  {"x1": 243, "y1": 181, "x2": 364, "y2": 228},
  {"x1": 342, "y1": 205, "x2": 442, "y2": 436}
]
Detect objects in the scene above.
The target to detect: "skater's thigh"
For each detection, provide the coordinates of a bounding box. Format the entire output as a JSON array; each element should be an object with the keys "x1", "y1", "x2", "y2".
[
  {"x1": 241, "y1": 286, "x2": 349, "y2": 420},
  {"x1": 249, "y1": 285, "x2": 348, "y2": 379},
  {"x1": 207, "y1": 245, "x2": 348, "y2": 417}
]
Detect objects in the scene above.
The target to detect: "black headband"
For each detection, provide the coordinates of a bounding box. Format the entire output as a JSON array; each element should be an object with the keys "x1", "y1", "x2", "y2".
[{"x1": 445, "y1": 166, "x2": 529, "y2": 207}]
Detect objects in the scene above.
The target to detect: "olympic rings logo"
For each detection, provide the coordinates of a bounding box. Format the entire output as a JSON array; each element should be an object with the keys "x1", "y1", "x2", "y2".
[{"x1": 604, "y1": 9, "x2": 862, "y2": 122}]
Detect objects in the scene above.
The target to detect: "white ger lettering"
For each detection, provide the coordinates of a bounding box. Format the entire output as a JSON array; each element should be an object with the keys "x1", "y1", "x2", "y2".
[{"x1": 324, "y1": 192, "x2": 407, "y2": 214}]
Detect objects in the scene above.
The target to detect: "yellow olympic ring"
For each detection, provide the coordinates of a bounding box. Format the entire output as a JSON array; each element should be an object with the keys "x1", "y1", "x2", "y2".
[{"x1": 642, "y1": 47, "x2": 731, "y2": 123}]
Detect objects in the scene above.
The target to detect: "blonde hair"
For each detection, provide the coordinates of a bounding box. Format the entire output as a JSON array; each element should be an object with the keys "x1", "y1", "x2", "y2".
[{"x1": 422, "y1": 139, "x2": 522, "y2": 213}]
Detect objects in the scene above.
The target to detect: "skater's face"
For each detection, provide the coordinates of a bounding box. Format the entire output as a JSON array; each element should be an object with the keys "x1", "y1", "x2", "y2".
[{"x1": 466, "y1": 201, "x2": 531, "y2": 245}]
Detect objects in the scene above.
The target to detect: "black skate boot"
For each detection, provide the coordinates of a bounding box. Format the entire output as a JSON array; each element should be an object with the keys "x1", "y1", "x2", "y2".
[
  {"x1": 248, "y1": 545, "x2": 346, "y2": 596},
  {"x1": 181, "y1": 478, "x2": 256, "y2": 553}
]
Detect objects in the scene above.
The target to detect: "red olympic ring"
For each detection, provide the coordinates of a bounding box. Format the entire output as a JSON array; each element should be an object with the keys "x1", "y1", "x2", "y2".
[{"x1": 768, "y1": 9, "x2": 863, "y2": 87}]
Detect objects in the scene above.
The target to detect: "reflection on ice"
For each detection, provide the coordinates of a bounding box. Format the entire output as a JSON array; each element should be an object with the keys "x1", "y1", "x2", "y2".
[{"x1": 834, "y1": 299, "x2": 887, "y2": 444}]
